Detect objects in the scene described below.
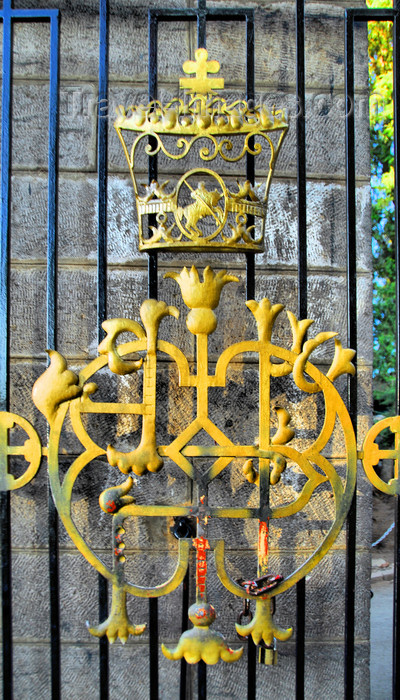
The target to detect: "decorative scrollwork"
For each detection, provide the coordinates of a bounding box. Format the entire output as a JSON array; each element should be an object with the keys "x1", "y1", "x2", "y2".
[
  {"x1": 114, "y1": 49, "x2": 288, "y2": 253},
  {"x1": 28, "y1": 265, "x2": 361, "y2": 664}
]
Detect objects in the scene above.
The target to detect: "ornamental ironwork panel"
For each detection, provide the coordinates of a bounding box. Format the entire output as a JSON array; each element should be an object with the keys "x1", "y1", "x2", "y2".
[
  {"x1": 2, "y1": 2, "x2": 400, "y2": 698},
  {"x1": 0, "y1": 47, "x2": 398, "y2": 673}
]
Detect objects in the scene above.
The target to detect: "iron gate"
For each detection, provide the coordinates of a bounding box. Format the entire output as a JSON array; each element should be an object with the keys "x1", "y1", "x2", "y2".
[{"x1": 1, "y1": 0, "x2": 400, "y2": 698}]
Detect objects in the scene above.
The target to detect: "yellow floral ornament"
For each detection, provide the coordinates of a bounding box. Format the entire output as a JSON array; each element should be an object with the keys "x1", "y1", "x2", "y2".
[
  {"x1": 165, "y1": 265, "x2": 238, "y2": 334},
  {"x1": 32, "y1": 350, "x2": 82, "y2": 425},
  {"x1": 162, "y1": 603, "x2": 243, "y2": 664},
  {"x1": 236, "y1": 598, "x2": 293, "y2": 647},
  {"x1": 88, "y1": 585, "x2": 146, "y2": 644}
]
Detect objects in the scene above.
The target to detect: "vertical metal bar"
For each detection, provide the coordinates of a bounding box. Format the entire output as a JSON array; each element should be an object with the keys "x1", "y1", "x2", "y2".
[
  {"x1": 97, "y1": 1, "x2": 110, "y2": 695},
  {"x1": 393, "y1": 7, "x2": 400, "y2": 698},
  {"x1": 244, "y1": 13, "x2": 256, "y2": 695},
  {"x1": 47, "y1": 14, "x2": 59, "y2": 353},
  {"x1": 97, "y1": 0, "x2": 109, "y2": 341},
  {"x1": 246, "y1": 13, "x2": 255, "y2": 302},
  {"x1": 344, "y1": 12, "x2": 357, "y2": 700},
  {"x1": 149, "y1": 597, "x2": 159, "y2": 700},
  {"x1": 149, "y1": 12, "x2": 158, "y2": 106},
  {"x1": 47, "y1": 16, "x2": 61, "y2": 699},
  {"x1": 296, "y1": 0, "x2": 307, "y2": 319},
  {"x1": 197, "y1": 0, "x2": 206, "y2": 49},
  {"x1": 179, "y1": 569, "x2": 190, "y2": 700},
  {"x1": 0, "y1": 490, "x2": 11, "y2": 700},
  {"x1": 148, "y1": 252, "x2": 158, "y2": 299},
  {"x1": 394, "y1": 490, "x2": 400, "y2": 694},
  {"x1": 148, "y1": 11, "x2": 158, "y2": 300},
  {"x1": 0, "y1": 2, "x2": 13, "y2": 697},
  {"x1": 0, "y1": 4, "x2": 12, "y2": 413},
  {"x1": 148, "y1": 15, "x2": 159, "y2": 699},
  {"x1": 295, "y1": 1, "x2": 306, "y2": 696},
  {"x1": 198, "y1": 659, "x2": 207, "y2": 700},
  {"x1": 245, "y1": 238, "x2": 255, "y2": 302},
  {"x1": 98, "y1": 575, "x2": 109, "y2": 700},
  {"x1": 245, "y1": 14, "x2": 255, "y2": 153},
  {"x1": 394, "y1": 521, "x2": 400, "y2": 696},
  {"x1": 295, "y1": 578, "x2": 306, "y2": 699},
  {"x1": 247, "y1": 634, "x2": 256, "y2": 700},
  {"x1": 48, "y1": 497, "x2": 60, "y2": 700}
]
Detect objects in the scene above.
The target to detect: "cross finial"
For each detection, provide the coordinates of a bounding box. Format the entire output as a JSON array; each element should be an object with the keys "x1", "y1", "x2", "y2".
[{"x1": 180, "y1": 48, "x2": 224, "y2": 96}]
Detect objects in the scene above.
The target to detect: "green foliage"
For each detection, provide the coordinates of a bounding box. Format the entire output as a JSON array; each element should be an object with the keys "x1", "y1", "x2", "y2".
[{"x1": 368, "y1": 1, "x2": 396, "y2": 416}]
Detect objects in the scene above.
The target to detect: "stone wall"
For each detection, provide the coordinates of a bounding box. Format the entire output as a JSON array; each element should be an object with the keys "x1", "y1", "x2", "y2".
[{"x1": 4, "y1": 1, "x2": 372, "y2": 698}]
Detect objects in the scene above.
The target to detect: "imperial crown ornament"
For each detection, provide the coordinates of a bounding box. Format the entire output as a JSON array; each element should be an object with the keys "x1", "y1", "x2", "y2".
[
  {"x1": 1, "y1": 46, "x2": 400, "y2": 670},
  {"x1": 114, "y1": 48, "x2": 288, "y2": 252}
]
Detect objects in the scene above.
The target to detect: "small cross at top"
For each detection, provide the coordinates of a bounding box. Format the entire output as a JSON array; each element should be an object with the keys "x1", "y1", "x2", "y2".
[{"x1": 180, "y1": 48, "x2": 224, "y2": 96}]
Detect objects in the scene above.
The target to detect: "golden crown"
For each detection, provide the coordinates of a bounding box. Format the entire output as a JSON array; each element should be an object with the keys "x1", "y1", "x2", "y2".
[{"x1": 115, "y1": 49, "x2": 288, "y2": 253}]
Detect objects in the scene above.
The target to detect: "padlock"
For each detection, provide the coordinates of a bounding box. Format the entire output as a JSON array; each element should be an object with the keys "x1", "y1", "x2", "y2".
[
  {"x1": 170, "y1": 516, "x2": 195, "y2": 539},
  {"x1": 258, "y1": 640, "x2": 278, "y2": 665}
]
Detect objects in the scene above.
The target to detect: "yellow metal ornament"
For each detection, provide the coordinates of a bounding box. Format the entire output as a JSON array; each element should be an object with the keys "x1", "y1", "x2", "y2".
[
  {"x1": 180, "y1": 48, "x2": 224, "y2": 95},
  {"x1": 0, "y1": 411, "x2": 42, "y2": 490},
  {"x1": 361, "y1": 416, "x2": 400, "y2": 495},
  {"x1": 27, "y1": 265, "x2": 363, "y2": 663},
  {"x1": 114, "y1": 50, "x2": 288, "y2": 252}
]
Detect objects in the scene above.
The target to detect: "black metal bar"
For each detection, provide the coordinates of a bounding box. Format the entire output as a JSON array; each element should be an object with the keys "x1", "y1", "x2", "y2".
[
  {"x1": 149, "y1": 597, "x2": 159, "y2": 700},
  {"x1": 346, "y1": 8, "x2": 396, "y2": 22},
  {"x1": 46, "y1": 13, "x2": 61, "y2": 699},
  {"x1": 295, "y1": 2, "x2": 306, "y2": 696},
  {"x1": 247, "y1": 637, "x2": 256, "y2": 700},
  {"x1": 344, "y1": 493, "x2": 357, "y2": 700},
  {"x1": 296, "y1": 0, "x2": 307, "y2": 322},
  {"x1": 344, "y1": 11, "x2": 357, "y2": 700},
  {"x1": 48, "y1": 495, "x2": 60, "y2": 700},
  {"x1": 0, "y1": 4, "x2": 13, "y2": 695},
  {"x1": 0, "y1": 5, "x2": 61, "y2": 695},
  {"x1": 295, "y1": 577, "x2": 306, "y2": 700},
  {"x1": 0, "y1": 1, "x2": 12, "y2": 410},
  {"x1": 97, "y1": 0, "x2": 109, "y2": 342},
  {"x1": 0, "y1": 5, "x2": 61, "y2": 696},
  {"x1": 0, "y1": 491, "x2": 11, "y2": 700},
  {"x1": 245, "y1": 15, "x2": 255, "y2": 125},
  {"x1": 179, "y1": 569, "x2": 190, "y2": 700},
  {"x1": 0, "y1": 7, "x2": 62, "y2": 20},
  {"x1": 245, "y1": 13, "x2": 256, "y2": 692},
  {"x1": 245, "y1": 56, "x2": 257, "y2": 700},
  {"x1": 148, "y1": 15, "x2": 159, "y2": 699},
  {"x1": 395, "y1": 495, "x2": 400, "y2": 700},
  {"x1": 246, "y1": 251, "x2": 255, "y2": 301},
  {"x1": 149, "y1": 10, "x2": 158, "y2": 103},
  {"x1": 148, "y1": 10, "x2": 158, "y2": 301},
  {"x1": 148, "y1": 253, "x2": 158, "y2": 299},
  {"x1": 341, "y1": 14, "x2": 400, "y2": 699},
  {"x1": 47, "y1": 14, "x2": 61, "y2": 697},
  {"x1": 198, "y1": 659, "x2": 207, "y2": 700},
  {"x1": 47, "y1": 13, "x2": 59, "y2": 353},
  {"x1": 393, "y1": 7, "x2": 400, "y2": 699},
  {"x1": 152, "y1": 8, "x2": 252, "y2": 22},
  {"x1": 245, "y1": 13, "x2": 256, "y2": 303},
  {"x1": 197, "y1": 0, "x2": 206, "y2": 49},
  {"x1": 98, "y1": 575, "x2": 109, "y2": 700},
  {"x1": 97, "y1": 2, "x2": 110, "y2": 695}
]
